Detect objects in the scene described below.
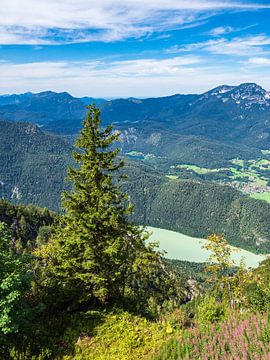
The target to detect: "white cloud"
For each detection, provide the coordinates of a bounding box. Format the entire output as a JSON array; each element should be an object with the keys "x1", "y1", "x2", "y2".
[
  {"x1": 0, "y1": 0, "x2": 269, "y2": 44},
  {"x1": 208, "y1": 26, "x2": 235, "y2": 36},
  {"x1": 166, "y1": 35, "x2": 270, "y2": 56},
  {"x1": 0, "y1": 56, "x2": 269, "y2": 97},
  {"x1": 206, "y1": 24, "x2": 256, "y2": 36},
  {"x1": 0, "y1": 56, "x2": 201, "y2": 82},
  {"x1": 247, "y1": 57, "x2": 270, "y2": 65}
]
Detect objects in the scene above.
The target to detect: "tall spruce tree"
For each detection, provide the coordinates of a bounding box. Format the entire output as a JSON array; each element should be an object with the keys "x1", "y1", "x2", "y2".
[{"x1": 39, "y1": 104, "x2": 160, "y2": 305}]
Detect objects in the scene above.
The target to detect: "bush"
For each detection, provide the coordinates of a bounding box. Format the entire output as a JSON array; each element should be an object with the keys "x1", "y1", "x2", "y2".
[{"x1": 197, "y1": 296, "x2": 227, "y2": 325}]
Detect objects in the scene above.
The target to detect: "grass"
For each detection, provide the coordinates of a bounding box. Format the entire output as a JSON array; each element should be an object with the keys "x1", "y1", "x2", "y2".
[
  {"x1": 230, "y1": 158, "x2": 244, "y2": 167},
  {"x1": 166, "y1": 175, "x2": 178, "y2": 180},
  {"x1": 25, "y1": 306, "x2": 270, "y2": 360},
  {"x1": 175, "y1": 164, "x2": 215, "y2": 174},
  {"x1": 62, "y1": 311, "x2": 168, "y2": 360},
  {"x1": 173, "y1": 158, "x2": 270, "y2": 189},
  {"x1": 250, "y1": 192, "x2": 270, "y2": 204}
]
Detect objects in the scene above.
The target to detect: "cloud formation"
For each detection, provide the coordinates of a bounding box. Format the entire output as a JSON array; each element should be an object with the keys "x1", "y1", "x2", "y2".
[
  {"x1": 247, "y1": 57, "x2": 270, "y2": 65},
  {"x1": 0, "y1": 0, "x2": 269, "y2": 44},
  {"x1": 166, "y1": 35, "x2": 270, "y2": 56},
  {"x1": 0, "y1": 56, "x2": 270, "y2": 97}
]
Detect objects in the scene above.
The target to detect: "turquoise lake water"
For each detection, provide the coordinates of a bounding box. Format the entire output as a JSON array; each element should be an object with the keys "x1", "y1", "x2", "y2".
[{"x1": 147, "y1": 227, "x2": 265, "y2": 268}]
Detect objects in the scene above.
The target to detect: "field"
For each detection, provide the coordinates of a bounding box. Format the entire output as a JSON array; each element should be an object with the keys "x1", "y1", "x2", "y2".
[
  {"x1": 250, "y1": 192, "x2": 270, "y2": 204},
  {"x1": 147, "y1": 227, "x2": 265, "y2": 268},
  {"x1": 171, "y1": 157, "x2": 270, "y2": 196},
  {"x1": 125, "y1": 151, "x2": 270, "y2": 199}
]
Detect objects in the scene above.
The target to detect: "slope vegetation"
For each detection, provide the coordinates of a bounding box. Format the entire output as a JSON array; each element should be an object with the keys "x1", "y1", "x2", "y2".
[{"x1": 0, "y1": 121, "x2": 72, "y2": 211}]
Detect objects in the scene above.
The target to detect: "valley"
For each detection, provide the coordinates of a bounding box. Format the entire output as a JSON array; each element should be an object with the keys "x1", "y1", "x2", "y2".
[
  {"x1": 0, "y1": 85, "x2": 270, "y2": 359},
  {"x1": 169, "y1": 157, "x2": 270, "y2": 202},
  {"x1": 1, "y1": 83, "x2": 270, "y2": 255}
]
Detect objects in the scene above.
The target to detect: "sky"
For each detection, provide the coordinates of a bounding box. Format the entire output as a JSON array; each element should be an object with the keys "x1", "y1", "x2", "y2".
[{"x1": 0, "y1": 0, "x2": 270, "y2": 97}]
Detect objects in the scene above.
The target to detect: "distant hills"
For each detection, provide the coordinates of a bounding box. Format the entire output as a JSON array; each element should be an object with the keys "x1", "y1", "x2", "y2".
[
  {"x1": 0, "y1": 119, "x2": 269, "y2": 252},
  {"x1": 98, "y1": 83, "x2": 269, "y2": 168},
  {"x1": 0, "y1": 91, "x2": 106, "y2": 127},
  {"x1": 0, "y1": 83, "x2": 269, "y2": 168}
]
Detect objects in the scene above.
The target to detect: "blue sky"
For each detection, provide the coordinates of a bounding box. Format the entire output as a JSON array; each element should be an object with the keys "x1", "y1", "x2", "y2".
[{"x1": 0, "y1": 0, "x2": 270, "y2": 97}]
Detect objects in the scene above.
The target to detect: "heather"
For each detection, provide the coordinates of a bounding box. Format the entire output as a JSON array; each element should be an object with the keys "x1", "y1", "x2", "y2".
[{"x1": 153, "y1": 311, "x2": 270, "y2": 360}]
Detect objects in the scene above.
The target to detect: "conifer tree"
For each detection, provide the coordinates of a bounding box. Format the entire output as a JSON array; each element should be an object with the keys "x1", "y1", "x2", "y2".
[{"x1": 39, "y1": 104, "x2": 160, "y2": 305}]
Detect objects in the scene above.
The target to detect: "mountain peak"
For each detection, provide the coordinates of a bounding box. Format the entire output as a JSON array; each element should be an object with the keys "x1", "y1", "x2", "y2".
[
  {"x1": 205, "y1": 85, "x2": 236, "y2": 97},
  {"x1": 227, "y1": 83, "x2": 270, "y2": 106},
  {"x1": 35, "y1": 91, "x2": 73, "y2": 99},
  {"x1": 196, "y1": 82, "x2": 270, "y2": 108},
  {"x1": 235, "y1": 82, "x2": 266, "y2": 94}
]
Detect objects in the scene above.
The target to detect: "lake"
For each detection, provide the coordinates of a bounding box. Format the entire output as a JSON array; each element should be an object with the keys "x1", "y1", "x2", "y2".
[{"x1": 147, "y1": 227, "x2": 265, "y2": 268}]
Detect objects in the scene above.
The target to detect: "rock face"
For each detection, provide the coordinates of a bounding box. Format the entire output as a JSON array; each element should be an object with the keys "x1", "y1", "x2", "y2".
[
  {"x1": 199, "y1": 83, "x2": 270, "y2": 107},
  {"x1": 186, "y1": 279, "x2": 201, "y2": 301}
]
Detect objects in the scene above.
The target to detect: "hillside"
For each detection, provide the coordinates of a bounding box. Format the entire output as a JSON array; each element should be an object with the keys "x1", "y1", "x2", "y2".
[
  {"x1": 0, "y1": 121, "x2": 72, "y2": 211},
  {"x1": 122, "y1": 164, "x2": 270, "y2": 253},
  {"x1": 0, "y1": 91, "x2": 106, "y2": 126},
  {"x1": 100, "y1": 83, "x2": 270, "y2": 149},
  {"x1": 0, "y1": 119, "x2": 269, "y2": 252},
  {"x1": 0, "y1": 105, "x2": 269, "y2": 360}
]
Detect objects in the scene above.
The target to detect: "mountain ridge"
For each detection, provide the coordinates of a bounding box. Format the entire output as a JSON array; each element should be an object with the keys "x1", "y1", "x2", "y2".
[{"x1": 1, "y1": 83, "x2": 269, "y2": 168}]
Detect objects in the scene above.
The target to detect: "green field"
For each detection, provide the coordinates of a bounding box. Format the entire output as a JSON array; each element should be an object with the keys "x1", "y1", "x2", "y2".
[
  {"x1": 250, "y1": 192, "x2": 270, "y2": 204},
  {"x1": 147, "y1": 227, "x2": 265, "y2": 268},
  {"x1": 173, "y1": 157, "x2": 270, "y2": 188}
]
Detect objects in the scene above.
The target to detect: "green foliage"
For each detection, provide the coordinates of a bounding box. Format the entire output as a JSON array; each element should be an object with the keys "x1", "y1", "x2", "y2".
[
  {"x1": 0, "y1": 120, "x2": 269, "y2": 253},
  {"x1": 203, "y1": 234, "x2": 235, "y2": 274},
  {"x1": 0, "y1": 223, "x2": 34, "y2": 342},
  {"x1": 62, "y1": 311, "x2": 167, "y2": 360},
  {"x1": 165, "y1": 259, "x2": 207, "y2": 283},
  {"x1": 197, "y1": 296, "x2": 227, "y2": 325},
  {"x1": 124, "y1": 174, "x2": 270, "y2": 253},
  {"x1": 36, "y1": 105, "x2": 170, "y2": 310},
  {"x1": 0, "y1": 200, "x2": 57, "y2": 251},
  {"x1": 237, "y1": 258, "x2": 270, "y2": 312}
]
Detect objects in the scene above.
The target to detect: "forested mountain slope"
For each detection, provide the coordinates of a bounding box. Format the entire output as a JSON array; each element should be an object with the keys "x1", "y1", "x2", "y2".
[
  {"x1": 100, "y1": 83, "x2": 270, "y2": 149},
  {"x1": 0, "y1": 200, "x2": 57, "y2": 249},
  {"x1": 122, "y1": 163, "x2": 270, "y2": 253},
  {"x1": 0, "y1": 91, "x2": 106, "y2": 126},
  {"x1": 0, "y1": 121, "x2": 72, "y2": 210},
  {"x1": 0, "y1": 120, "x2": 269, "y2": 252}
]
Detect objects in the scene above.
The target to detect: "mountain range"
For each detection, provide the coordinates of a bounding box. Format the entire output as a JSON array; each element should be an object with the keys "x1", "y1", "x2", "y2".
[
  {"x1": 0, "y1": 83, "x2": 269, "y2": 252},
  {"x1": 0, "y1": 83, "x2": 268, "y2": 168}
]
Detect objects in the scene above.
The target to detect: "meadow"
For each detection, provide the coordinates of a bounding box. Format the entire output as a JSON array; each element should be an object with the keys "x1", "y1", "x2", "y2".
[
  {"x1": 175, "y1": 157, "x2": 270, "y2": 188},
  {"x1": 251, "y1": 192, "x2": 270, "y2": 204}
]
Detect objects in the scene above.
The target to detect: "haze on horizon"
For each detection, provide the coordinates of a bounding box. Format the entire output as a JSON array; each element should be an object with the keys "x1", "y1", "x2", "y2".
[{"x1": 1, "y1": 0, "x2": 270, "y2": 97}]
